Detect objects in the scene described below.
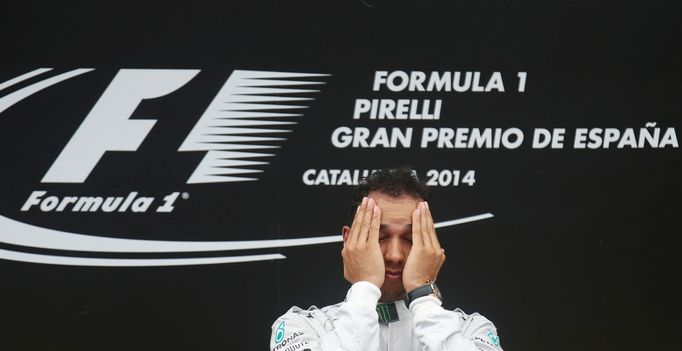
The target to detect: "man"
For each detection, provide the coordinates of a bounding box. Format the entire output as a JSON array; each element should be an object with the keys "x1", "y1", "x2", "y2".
[{"x1": 270, "y1": 168, "x2": 502, "y2": 351}]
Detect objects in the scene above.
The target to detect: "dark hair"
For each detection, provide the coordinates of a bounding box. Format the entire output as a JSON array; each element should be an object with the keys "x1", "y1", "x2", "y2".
[{"x1": 348, "y1": 167, "x2": 430, "y2": 222}]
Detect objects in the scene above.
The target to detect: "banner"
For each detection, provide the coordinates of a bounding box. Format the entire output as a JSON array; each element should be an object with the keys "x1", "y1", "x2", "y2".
[{"x1": 1, "y1": 1, "x2": 680, "y2": 350}]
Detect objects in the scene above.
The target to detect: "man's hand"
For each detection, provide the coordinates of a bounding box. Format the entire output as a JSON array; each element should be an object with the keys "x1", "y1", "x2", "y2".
[
  {"x1": 402, "y1": 201, "x2": 446, "y2": 292},
  {"x1": 342, "y1": 197, "x2": 385, "y2": 289}
]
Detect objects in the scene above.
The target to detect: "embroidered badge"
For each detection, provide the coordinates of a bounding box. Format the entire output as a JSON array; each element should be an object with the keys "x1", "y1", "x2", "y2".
[
  {"x1": 487, "y1": 330, "x2": 500, "y2": 347},
  {"x1": 275, "y1": 321, "x2": 286, "y2": 343}
]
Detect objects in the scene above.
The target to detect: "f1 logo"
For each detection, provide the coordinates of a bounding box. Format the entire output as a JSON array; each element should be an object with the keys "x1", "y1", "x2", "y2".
[
  {"x1": 0, "y1": 68, "x2": 328, "y2": 184},
  {"x1": 42, "y1": 69, "x2": 199, "y2": 183}
]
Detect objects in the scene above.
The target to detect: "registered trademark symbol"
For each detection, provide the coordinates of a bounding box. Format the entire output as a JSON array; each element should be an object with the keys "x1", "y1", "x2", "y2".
[{"x1": 181, "y1": 192, "x2": 190, "y2": 200}]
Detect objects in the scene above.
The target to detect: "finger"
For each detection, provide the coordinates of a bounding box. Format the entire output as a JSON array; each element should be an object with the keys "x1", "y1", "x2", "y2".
[
  {"x1": 424, "y1": 202, "x2": 441, "y2": 250},
  {"x1": 347, "y1": 198, "x2": 364, "y2": 246},
  {"x1": 357, "y1": 197, "x2": 375, "y2": 244},
  {"x1": 412, "y1": 208, "x2": 424, "y2": 247},
  {"x1": 348, "y1": 197, "x2": 368, "y2": 246},
  {"x1": 368, "y1": 205, "x2": 381, "y2": 244},
  {"x1": 420, "y1": 202, "x2": 433, "y2": 248}
]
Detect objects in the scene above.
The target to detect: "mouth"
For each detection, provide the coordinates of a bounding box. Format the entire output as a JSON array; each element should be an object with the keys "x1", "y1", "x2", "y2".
[{"x1": 385, "y1": 271, "x2": 402, "y2": 280}]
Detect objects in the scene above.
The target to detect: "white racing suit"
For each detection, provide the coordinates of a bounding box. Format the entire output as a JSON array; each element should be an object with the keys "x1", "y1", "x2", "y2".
[{"x1": 270, "y1": 281, "x2": 502, "y2": 351}]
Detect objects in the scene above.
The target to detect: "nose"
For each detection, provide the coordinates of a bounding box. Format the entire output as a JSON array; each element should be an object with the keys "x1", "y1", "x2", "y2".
[{"x1": 383, "y1": 237, "x2": 405, "y2": 265}]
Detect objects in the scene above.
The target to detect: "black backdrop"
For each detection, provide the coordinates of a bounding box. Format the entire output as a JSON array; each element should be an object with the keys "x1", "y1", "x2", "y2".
[{"x1": 1, "y1": 1, "x2": 680, "y2": 350}]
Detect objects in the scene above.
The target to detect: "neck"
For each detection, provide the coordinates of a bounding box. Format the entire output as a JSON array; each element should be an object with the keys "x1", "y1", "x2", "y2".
[{"x1": 379, "y1": 292, "x2": 405, "y2": 303}]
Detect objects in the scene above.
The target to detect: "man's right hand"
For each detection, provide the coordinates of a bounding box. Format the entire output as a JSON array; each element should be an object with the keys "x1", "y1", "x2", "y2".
[{"x1": 342, "y1": 197, "x2": 385, "y2": 289}]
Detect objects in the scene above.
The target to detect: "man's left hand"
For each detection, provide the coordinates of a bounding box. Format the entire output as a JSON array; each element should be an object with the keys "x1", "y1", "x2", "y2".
[{"x1": 402, "y1": 201, "x2": 446, "y2": 292}]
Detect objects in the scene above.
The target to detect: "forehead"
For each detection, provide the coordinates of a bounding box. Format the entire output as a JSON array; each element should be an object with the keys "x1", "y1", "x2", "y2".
[{"x1": 368, "y1": 191, "x2": 421, "y2": 226}]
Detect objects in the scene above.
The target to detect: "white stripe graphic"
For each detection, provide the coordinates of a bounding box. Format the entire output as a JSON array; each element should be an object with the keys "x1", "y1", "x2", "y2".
[
  {"x1": 179, "y1": 70, "x2": 329, "y2": 183},
  {"x1": 0, "y1": 248, "x2": 286, "y2": 267},
  {"x1": 0, "y1": 213, "x2": 493, "y2": 266},
  {"x1": 0, "y1": 68, "x2": 53, "y2": 92},
  {"x1": 434, "y1": 213, "x2": 495, "y2": 228},
  {"x1": 0, "y1": 68, "x2": 94, "y2": 114},
  {"x1": 0, "y1": 214, "x2": 340, "y2": 253},
  {"x1": 0, "y1": 213, "x2": 493, "y2": 254}
]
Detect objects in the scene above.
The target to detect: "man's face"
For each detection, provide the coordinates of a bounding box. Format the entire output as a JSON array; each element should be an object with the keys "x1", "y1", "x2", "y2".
[{"x1": 343, "y1": 191, "x2": 421, "y2": 302}]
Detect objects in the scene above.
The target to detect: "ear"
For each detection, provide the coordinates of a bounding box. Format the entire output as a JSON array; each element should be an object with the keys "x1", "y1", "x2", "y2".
[{"x1": 341, "y1": 225, "x2": 351, "y2": 243}]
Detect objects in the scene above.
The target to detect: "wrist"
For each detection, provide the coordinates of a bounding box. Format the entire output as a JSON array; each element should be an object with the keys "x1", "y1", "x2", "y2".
[
  {"x1": 404, "y1": 277, "x2": 430, "y2": 292},
  {"x1": 404, "y1": 280, "x2": 442, "y2": 308},
  {"x1": 351, "y1": 277, "x2": 383, "y2": 289},
  {"x1": 404, "y1": 281, "x2": 422, "y2": 292},
  {"x1": 368, "y1": 276, "x2": 385, "y2": 289}
]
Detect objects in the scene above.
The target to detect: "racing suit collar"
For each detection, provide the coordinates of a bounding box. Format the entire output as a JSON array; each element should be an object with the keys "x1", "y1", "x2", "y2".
[{"x1": 376, "y1": 300, "x2": 412, "y2": 324}]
